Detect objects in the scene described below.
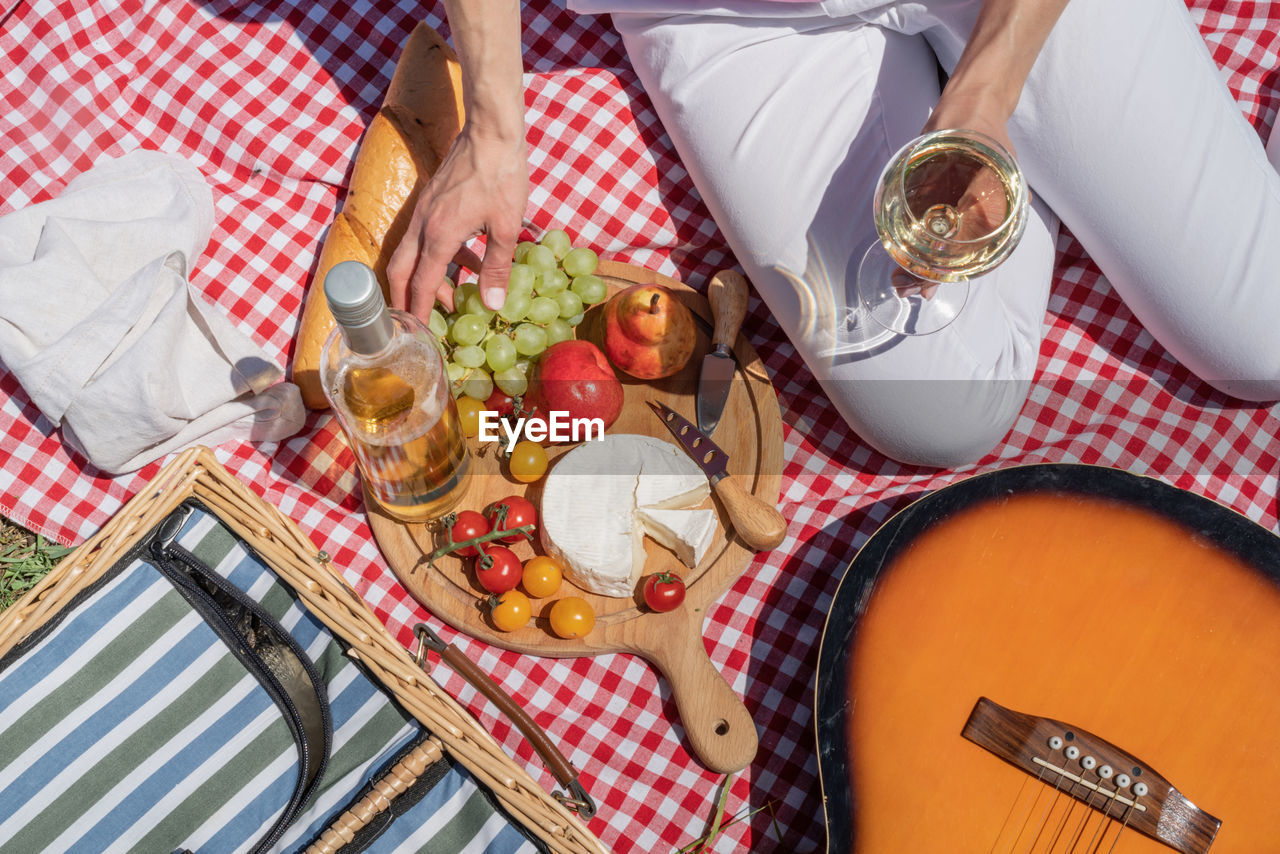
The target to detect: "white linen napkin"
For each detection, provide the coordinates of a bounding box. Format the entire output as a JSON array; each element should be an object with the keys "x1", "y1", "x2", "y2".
[{"x1": 0, "y1": 149, "x2": 305, "y2": 473}]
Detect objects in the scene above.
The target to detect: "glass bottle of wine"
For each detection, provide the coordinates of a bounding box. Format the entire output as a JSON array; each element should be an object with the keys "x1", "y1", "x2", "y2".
[{"x1": 320, "y1": 261, "x2": 469, "y2": 523}]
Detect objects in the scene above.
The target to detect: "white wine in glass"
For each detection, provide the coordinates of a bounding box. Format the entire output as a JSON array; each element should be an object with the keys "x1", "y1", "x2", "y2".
[{"x1": 856, "y1": 128, "x2": 1030, "y2": 337}]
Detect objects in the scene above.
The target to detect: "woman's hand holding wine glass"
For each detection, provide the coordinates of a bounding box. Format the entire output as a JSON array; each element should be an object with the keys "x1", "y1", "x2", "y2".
[
  {"x1": 851, "y1": 106, "x2": 1029, "y2": 338},
  {"x1": 920, "y1": 86, "x2": 1022, "y2": 242}
]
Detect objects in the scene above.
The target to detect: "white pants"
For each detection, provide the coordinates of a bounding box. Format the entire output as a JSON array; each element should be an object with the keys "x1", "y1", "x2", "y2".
[{"x1": 596, "y1": 0, "x2": 1280, "y2": 466}]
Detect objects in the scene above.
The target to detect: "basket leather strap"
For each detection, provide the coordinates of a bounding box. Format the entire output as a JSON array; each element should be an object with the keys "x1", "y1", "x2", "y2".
[{"x1": 414, "y1": 623, "x2": 597, "y2": 821}]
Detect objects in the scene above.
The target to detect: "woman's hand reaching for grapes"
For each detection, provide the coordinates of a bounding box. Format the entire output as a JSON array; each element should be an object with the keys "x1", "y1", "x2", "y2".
[
  {"x1": 387, "y1": 128, "x2": 529, "y2": 318},
  {"x1": 386, "y1": 0, "x2": 528, "y2": 321}
]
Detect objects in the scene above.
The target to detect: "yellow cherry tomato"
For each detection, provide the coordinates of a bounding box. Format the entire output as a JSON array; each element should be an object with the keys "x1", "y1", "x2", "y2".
[
  {"x1": 455, "y1": 396, "x2": 484, "y2": 438},
  {"x1": 521, "y1": 555, "x2": 563, "y2": 598},
  {"x1": 507, "y1": 440, "x2": 548, "y2": 483},
  {"x1": 549, "y1": 596, "x2": 595, "y2": 639},
  {"x1": 489, "y1": 589, "x2": 532, "y2": 632}
]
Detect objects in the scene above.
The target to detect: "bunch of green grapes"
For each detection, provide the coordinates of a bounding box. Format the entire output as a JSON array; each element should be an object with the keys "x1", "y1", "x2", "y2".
[{"x1": 430, "y1": 229, "x2": 608, "y2": 402}]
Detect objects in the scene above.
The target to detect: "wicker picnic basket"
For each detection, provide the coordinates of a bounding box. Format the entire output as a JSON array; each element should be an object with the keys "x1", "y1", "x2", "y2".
[{"x1": 0, "y1": 445, "x2": 609, "y2": 854}]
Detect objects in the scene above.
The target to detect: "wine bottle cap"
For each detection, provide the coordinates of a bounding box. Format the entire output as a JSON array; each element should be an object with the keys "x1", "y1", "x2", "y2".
[
  {"x1": 324, "y1": 261, "x2": 394, "y2": 353},
  {"x1": 325, "y1": 261, "x2": 385, "y2": 328}
]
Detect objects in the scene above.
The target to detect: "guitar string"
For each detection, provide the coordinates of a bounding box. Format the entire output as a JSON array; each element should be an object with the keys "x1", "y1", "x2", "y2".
[
  {"x1": 1017, "y1": 761, "x2": 1075, "y2": 854},
  {"x1": 1005, "y1": 768, "x2": 1062, "y2": 854},
  {"x1": 1102, "y1": 790, "x2": 1140, "y2": 854},
  {"x1": 1080, "y1": 782, "x2": 1122, "y2": 854},
  {"x1": 992, "y1": 760, "x2": 1052, "y2": 854},
  {"x1": 1006, "y1": 754, "x2": 1146, "y2": 854},
  {"x1": 993, "y1": 773, "x2": 1034, "y2": 850},
  {"x1": 1021, "y1": 775, "x2": 1070, "y2": 854},
  {"x1": 1059, "y1": 768, "x2": 1104, "y2": 853},
  {"x1": 981, "y1": 735, "x2": 1143, "y2": 854},
  {"x1": 1080, "y1": 778, "x2": 1131, "y2": 854},
  {"x1": 1037, "y1": 764, "x2": 1088, "y2": 854},
  {"x1": 1084, "y1": 815, "x2": 1118, "y2": 854},
  {"x1": 1041, "y1": 798, "x2": 1078, "y2": 853}
]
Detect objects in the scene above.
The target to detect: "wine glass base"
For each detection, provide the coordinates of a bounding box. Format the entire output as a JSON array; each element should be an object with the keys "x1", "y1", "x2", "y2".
[
  {"x1": 857, "y1": 243, "x2": 969, "y2": 337},
  {"x1": 819, "y1": 305, "x2": 898, "y2": 357}
]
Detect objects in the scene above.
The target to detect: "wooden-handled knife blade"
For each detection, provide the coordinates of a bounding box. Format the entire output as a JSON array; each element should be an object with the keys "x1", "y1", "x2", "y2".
[{"x1": 648, "y1": 400, "x2": 786, "y2": 552}]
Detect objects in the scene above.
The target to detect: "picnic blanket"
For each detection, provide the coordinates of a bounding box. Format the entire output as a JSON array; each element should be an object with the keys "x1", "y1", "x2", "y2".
[{"x1": 1, "y1": 0, "x2": 1277, "y2": 851}]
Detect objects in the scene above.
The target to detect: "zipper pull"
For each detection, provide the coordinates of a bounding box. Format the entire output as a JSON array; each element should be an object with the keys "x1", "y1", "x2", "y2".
[{"x1": 151, "y1": 503, "x2": 196, "y2": 556}]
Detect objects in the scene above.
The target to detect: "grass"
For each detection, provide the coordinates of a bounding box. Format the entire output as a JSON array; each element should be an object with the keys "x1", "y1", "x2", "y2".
[{"x1": 0, "y1": 516, "x2": 71, "y2": 611}]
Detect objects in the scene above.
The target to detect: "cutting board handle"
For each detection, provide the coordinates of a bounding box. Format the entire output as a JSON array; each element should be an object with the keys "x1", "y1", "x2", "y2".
[{"x1": 644, "y1": 608, "x2": 758, "y2": 774}]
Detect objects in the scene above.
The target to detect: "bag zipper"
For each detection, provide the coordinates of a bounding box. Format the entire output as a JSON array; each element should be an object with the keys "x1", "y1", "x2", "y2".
[{"x1": 149, "y1": 511, "x2": 332, "y2": 853}]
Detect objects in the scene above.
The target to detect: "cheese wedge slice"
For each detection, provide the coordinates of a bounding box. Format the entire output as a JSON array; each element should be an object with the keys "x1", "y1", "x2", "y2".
[{"x1": 636, "y1": 507, "x2": 717, "y2": 569}]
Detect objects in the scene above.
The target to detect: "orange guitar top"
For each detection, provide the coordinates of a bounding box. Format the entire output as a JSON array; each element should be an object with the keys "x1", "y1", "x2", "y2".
[{"x1": 818, "y1": 468, "x2": 1280, "y2": 853}]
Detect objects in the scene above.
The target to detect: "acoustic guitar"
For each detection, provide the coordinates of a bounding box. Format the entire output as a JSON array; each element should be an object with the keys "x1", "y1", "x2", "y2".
[{"x1": 815, "y1": 464, "x2": 1280, "y2": 853}]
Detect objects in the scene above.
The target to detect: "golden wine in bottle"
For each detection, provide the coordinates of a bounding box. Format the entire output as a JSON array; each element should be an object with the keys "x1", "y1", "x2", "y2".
[{"x1": 320, "y1": 261, "x2": 469, "y2": 522}]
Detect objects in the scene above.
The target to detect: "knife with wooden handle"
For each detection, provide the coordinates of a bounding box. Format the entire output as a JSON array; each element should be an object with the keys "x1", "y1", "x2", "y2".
[
  {"x1": 648, "y1": 400, "x2": 787, "y2": 552},
  {"x1": 696, "y1": 270, "x2": 749, "y2": 436}
]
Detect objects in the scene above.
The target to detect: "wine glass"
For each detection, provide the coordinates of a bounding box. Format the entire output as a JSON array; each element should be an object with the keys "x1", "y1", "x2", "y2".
[{"x1": 852, "y1": 128, "x2": 1030, "y2": 339}]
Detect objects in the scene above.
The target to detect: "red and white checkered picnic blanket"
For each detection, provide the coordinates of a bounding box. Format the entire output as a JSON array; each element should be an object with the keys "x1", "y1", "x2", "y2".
[{"x1": 2, "y1": 1, "x2": 1278, "y2": 850}]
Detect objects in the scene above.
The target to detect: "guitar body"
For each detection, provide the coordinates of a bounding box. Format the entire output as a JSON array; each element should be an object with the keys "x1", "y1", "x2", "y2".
[{"x1": 815, "y1": 465, "x2": 1280, "y2": 853}]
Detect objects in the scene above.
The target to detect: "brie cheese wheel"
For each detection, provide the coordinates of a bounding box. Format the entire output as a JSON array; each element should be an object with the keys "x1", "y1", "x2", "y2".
[{"x1": 540, "y1": 434, "x2": 716, "y2": 597}]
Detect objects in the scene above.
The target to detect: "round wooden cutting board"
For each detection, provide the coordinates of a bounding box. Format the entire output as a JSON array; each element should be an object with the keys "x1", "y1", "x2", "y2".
[{"x1": 369, "y1": 259, "x2": 785, "y2": 774}]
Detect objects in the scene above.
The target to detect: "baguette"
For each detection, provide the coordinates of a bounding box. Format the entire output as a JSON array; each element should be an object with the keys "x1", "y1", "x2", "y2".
[{"x1": 293, "y1": 23, "x2": 465, "y2": 409}]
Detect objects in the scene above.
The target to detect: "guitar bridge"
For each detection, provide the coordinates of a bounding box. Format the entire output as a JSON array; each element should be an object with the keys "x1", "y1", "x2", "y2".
[{"x1": 962, "y1": 698, "x2": 1220, "y2": 854}]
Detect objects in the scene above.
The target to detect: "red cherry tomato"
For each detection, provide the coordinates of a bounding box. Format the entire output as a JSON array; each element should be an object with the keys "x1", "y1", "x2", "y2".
[
  {"x1": 485, "y1": 496, "x2": 538, "y2": 543},
  {"x1": 450, "y1": 510, "x2": 491, "y2": 557},
  {"x1": 484, "y1": 388, "x2": 516, "y2": 418},
  {"x1": 475, "y1": 544, "x2": 522, "y2": 594},
  {"x1": 642, "y1": 572, "x2": 686, "y2": 612}
]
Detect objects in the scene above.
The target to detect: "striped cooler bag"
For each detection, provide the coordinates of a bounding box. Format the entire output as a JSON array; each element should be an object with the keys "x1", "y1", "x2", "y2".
[{"x1": 0, "y1": 448, "x2": 606, "y2": 854}]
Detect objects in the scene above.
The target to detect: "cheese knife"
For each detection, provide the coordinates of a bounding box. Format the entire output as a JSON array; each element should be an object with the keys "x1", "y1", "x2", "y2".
[
  {"x1": 648, "y1": 400, "x2": 787, "y2": 552},
  {"x1": 696, "y1": 270, "x2": 749, "y2": 436}
]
